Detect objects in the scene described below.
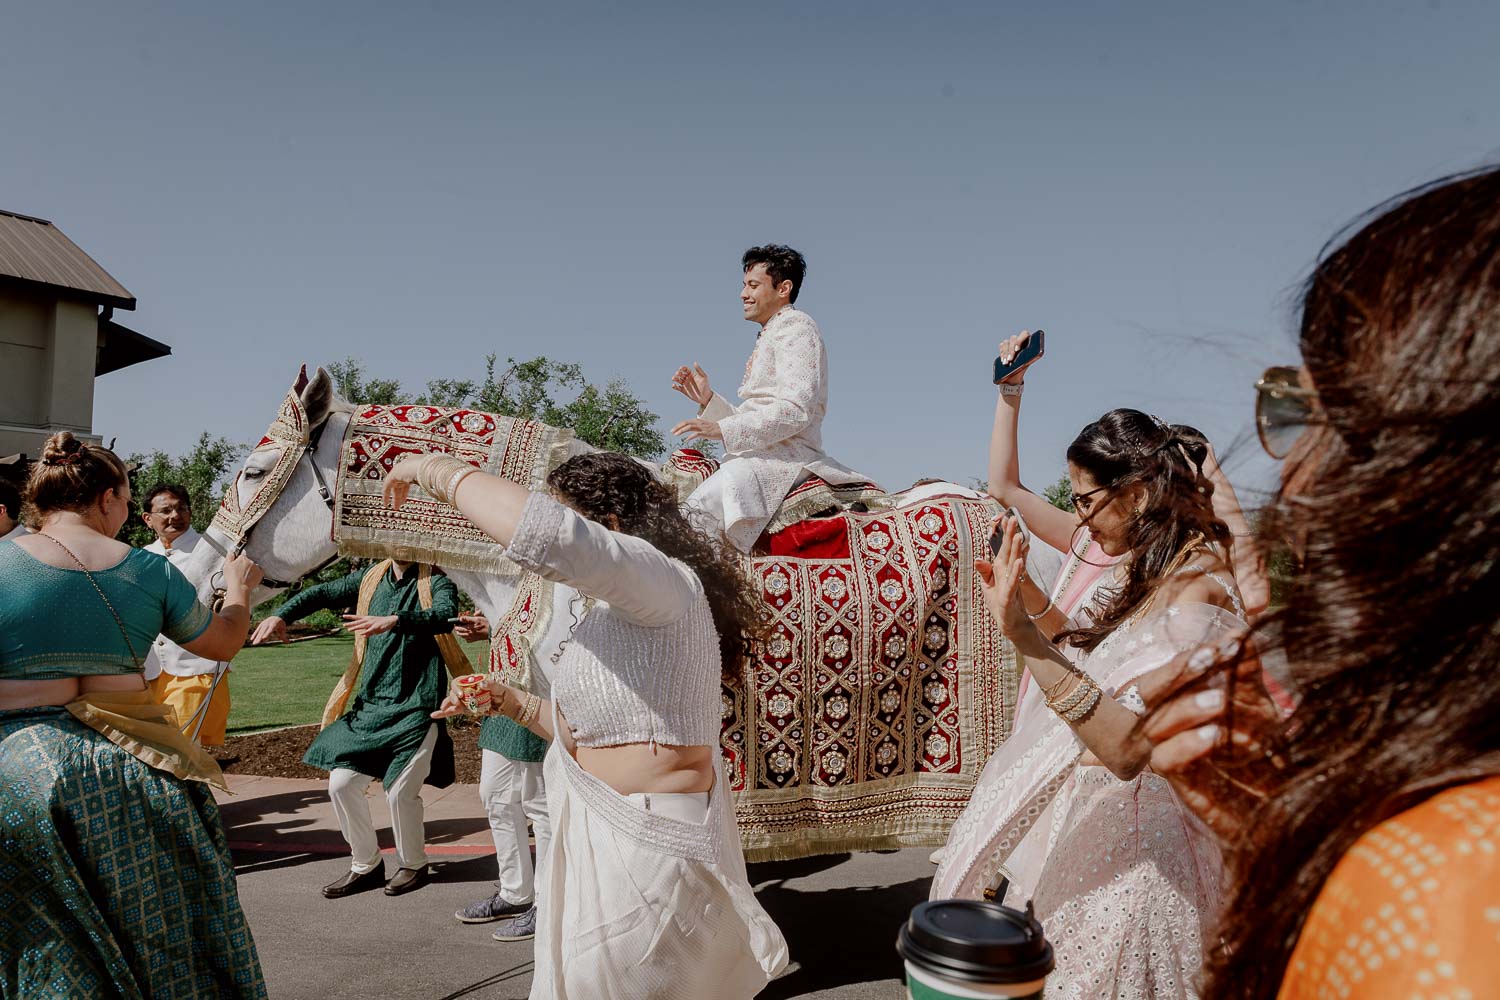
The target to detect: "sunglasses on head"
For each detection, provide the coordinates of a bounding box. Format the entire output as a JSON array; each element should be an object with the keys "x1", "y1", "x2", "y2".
[{"x1": 1255, "y1": 366, "x2": 1321, "y2": 460}]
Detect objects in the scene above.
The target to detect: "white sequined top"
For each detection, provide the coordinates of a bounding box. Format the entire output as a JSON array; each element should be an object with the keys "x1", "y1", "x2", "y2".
[{"x1": 504, "y1": 492, "x2": 722, "y2": 749}]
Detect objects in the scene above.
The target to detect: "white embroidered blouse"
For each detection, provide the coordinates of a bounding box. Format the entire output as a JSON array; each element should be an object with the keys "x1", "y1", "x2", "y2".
[{"x1": 503, "y1": 492, "x2": 722, "y2": 749}]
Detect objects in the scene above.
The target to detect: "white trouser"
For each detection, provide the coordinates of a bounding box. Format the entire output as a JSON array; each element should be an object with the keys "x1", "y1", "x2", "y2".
[
  {"x1": 328, "y1": 723, "x2": 438, "y2": 873},
  {"x1": 480, "y1": 748, "x2": 551, "y2": 906}
]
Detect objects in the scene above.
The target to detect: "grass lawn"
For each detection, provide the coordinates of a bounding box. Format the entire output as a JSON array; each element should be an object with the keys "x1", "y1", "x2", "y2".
[{"x1": 226, "y1": 634, "x2": 489, "y2": 735}]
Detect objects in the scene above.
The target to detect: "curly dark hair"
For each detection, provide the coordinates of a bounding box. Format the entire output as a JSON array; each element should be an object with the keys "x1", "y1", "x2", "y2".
[
  {"x1": 742, "y1": 244, "x2": 807, "y2": 303},
  {"x1": 1056, "y1": 408, "x2": 1231, "y2": 652},
  {"x1": 545, "y1": 452, "x2": 765, "y2": 674},
  {"x1": 1203, "y1": 166, "x2": 1500, "y2": 999}
]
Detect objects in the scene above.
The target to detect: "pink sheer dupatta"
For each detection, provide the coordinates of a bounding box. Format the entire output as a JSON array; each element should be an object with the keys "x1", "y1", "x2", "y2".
[{"x1": 932, "y1": 534, "x2": 1242, "y2": 902}]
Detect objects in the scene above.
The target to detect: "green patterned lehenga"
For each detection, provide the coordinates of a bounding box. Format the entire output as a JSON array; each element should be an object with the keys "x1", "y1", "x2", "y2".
[{"x1": 0, "y1": 542, "x2": 266, "y2": 999}]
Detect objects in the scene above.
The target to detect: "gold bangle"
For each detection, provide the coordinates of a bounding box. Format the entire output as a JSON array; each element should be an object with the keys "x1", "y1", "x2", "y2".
[
  {"x1": 1050, "y1": 675, "x2": 1102, "y2": 723},
  {"x1": 1049, "y1": 680, "x2": 1088, "y2": 716},
  {"x1": 415, "y1": 455, "x2": 472, "y2": 503},
  {"x1": 442, "y1": 465, "x2": 476, "y2": 504},
  {"x1": 1065, "y1": 685, "x2": 1101, "y2": 722},
  {"x1": 1024, "y1": 595, "x2": 1055, "y2": 622},
  {"x1": 515, "y1": 693, "x2": 541, "y2": 728},
  {"x1": 1046, "y1": 673, "x2": 1092, "y2": 715},
  {"x1": 1040, "y1": 670, "x2": 1076, "y2": 702}
]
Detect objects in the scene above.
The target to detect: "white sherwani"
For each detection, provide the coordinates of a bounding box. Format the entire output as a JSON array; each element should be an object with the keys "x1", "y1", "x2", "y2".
[{"x1": 691, "y1": 305, "x2": 872, "y2": 551}]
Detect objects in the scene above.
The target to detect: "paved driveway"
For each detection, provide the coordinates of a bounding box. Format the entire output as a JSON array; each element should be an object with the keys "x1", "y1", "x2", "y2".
[{"x1": 232, "y1": 846, "x2": 933, "y2": 999}]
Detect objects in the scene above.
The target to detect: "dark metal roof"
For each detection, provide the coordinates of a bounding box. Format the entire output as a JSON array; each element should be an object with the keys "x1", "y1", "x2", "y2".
[
  {"x1": 0, "y1": 209, "x2": 135, "y2": 310},
  {"x1": 97, "y1": 318, "x2": 171, "y2": 375}
]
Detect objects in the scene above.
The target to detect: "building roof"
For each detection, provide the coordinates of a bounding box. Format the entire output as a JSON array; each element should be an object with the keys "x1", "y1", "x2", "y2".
[
  {"x1": 97, "y1": 318, "x2": 171, "y2": 375},
  {"x1": 0, "y1": 209, "x2": 135, "y2": 310}
]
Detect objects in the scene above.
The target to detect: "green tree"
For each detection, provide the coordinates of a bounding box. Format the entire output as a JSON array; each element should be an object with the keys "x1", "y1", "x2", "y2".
[
  {"x1": 326, "y1": 357, "x2": 403, "y2": 406},
  {"x1": 327, "y1": 353, "x2": 666, "y2": 459},
  {"x1": 970, "y1": 474, "x2": 1076, "y2": 513},
  {"x1": 1042, "y1": 474, "x2": 1075, "y2": 513},
  {"x1": 122, "y1": 433, "x2": 245, "y2": 548}
]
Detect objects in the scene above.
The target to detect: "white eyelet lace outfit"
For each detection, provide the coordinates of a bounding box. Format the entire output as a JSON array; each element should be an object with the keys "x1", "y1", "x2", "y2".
[
  {"x1": 689, "y1": 305, "x2": 874, "y2": 552},
  {"x1": 934, "y1": 550, "x2": 1245, "y2": 1000},
  {"x1": 503, "y1": 493, "x2": 788, "y2": 999}
]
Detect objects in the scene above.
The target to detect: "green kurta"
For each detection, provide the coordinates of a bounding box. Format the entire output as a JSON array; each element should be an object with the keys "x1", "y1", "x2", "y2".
[
  {"x1": 277, "y1": 566, "x2": 459, "y2": 789},
  {"x1": 478, "y1": 714, "x2": 547, "y2": 763}
]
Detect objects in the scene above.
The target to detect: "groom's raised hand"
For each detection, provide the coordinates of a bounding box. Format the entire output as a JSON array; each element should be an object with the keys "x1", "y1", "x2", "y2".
[{"x1": 671, "y1": 363, "x2": 713, "y2": 408}]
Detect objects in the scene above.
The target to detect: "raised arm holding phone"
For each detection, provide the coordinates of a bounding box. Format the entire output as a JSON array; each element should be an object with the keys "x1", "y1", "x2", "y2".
[{"x1": 929, "y1": 333, "x2": 1250, "y2": 998}]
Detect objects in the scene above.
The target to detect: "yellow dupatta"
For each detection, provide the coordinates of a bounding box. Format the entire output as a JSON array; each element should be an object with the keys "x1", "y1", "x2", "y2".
[{"x1": 319, "y1": 560, "x2": 475, "y2": 728}]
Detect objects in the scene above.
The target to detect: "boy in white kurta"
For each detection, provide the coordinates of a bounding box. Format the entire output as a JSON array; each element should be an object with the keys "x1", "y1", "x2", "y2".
[{"x1": 671, "y1": 245, "x2": 872, "y2": 552}]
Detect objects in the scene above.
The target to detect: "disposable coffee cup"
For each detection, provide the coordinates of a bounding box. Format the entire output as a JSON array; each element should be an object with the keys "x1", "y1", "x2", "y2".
[{"x1": 896, "y1": 899, "x2": 1054, "y2": 999}]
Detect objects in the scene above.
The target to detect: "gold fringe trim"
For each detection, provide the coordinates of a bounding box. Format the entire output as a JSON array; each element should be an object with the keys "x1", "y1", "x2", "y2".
[{"x1": 766, "y1": 483, "x2": 894, "y2": 536}]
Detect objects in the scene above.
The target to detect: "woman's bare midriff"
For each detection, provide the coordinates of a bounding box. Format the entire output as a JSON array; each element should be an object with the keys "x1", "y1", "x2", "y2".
[
  {"x1": 575, "y1": 742, "x2": 716, "y2": 796},
  {"x1": 0, "y1": 674, "x2": 147, "y2": 711}
]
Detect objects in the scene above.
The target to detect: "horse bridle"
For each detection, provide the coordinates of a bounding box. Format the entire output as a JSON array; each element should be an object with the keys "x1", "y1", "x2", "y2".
[{"x1": 222, "y1": 418, "x2": 342, "y2": 591}]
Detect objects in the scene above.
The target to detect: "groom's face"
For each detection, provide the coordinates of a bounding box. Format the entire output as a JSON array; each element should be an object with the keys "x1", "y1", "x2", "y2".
[{"x1": 741, "y1": 263, "x2": 788, "y2": 325}]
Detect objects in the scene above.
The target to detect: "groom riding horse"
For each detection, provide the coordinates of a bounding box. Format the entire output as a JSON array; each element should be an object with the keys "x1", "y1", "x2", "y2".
[{"x1": 205, "y1": 365, "x2": 1017, "y2": 859}]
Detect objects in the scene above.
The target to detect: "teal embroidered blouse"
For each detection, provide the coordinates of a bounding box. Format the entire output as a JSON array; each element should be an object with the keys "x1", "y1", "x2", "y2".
[{"x1": 0, "y1": 541, "x2": 213, "y2": 679}]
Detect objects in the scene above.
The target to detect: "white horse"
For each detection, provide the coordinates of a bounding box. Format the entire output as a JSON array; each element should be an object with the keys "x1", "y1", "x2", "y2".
[{"x1": 200, "y1": 367, "x2": 1022, "y2": 859}]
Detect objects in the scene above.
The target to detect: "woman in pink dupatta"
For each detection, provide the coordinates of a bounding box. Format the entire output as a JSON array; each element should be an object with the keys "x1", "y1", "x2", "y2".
[{"x1": 932, "y1": 333, "x2": 1262, "y2": 1000}]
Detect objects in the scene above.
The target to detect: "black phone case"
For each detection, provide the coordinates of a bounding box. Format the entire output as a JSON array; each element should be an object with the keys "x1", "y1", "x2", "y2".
[{"x1": 992, "y1": 331, "x2": 1045, "y2": 384}]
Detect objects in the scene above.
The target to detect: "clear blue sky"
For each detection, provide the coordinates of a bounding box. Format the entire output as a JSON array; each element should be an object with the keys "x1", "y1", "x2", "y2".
[{"x1": 5, "y1": 1, "x2": 1497, "y2": 501}]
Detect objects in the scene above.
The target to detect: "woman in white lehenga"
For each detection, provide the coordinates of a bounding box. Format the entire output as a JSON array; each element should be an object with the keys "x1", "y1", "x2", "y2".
[
  {"x1": 383, "y1": 451, "x2": 787, "y2": 999},
  {"x1": 933, "y1": 335, "x2": 1252, "y2": 999}
]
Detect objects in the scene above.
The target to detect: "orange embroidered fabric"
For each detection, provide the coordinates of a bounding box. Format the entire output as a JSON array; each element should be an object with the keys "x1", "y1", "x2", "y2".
[{"x1": 1278, "y1": 775, "x2": 1500, "y2": 1000}]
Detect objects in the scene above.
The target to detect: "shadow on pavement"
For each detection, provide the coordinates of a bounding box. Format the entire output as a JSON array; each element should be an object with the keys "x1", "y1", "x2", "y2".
[
  {"x1": 751, "y1": 863, "x2": 930, "y2": 999},
  {"x1": 432, "y1": 959, "x2": 535, "y2": 1000},
  {"x1": 232, "y1": 850, "x2": 327, "y2": 876},
  {"x1": 216, "y1": 787, "x2": 329, "y2": 840}
]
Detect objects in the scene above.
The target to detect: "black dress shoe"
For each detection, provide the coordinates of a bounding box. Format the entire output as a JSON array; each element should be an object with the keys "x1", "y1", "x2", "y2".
[
  {"x1": 384, "y1": 865, "x2": 429, "y2": 896},
  {"x1": 322, "y1": 866, "x2": 385, "y2": 899}
]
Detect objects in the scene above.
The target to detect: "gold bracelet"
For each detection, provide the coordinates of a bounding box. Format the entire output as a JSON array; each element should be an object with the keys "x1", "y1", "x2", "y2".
[
  {"x1": 442, "y1": 464, "x2": 476, "y2": 504},
  {"x1": 415, "y1": 455, "x2": 472, "y2": 503},
  {"x1": 1024, "y1": 595, "x2": 1055, "y2": 622},
  {"x1": 1048, "y1": 679, "x2": 1089, "y2": 716},
  {"x1": 1046, "y1": 674, "x2": 1090, "y2": 714},
  {"x1": 514, "y1": 693, "x2": 541, "y2": 728},
  {"x1": 1062, "y1": 683, "x2": 1102, "y2": 722},
  {"x1": 1040, "y1": 670, "x2": 1076, "y2": 702},
  {"x1": 1049, "y1": 675, "x2": 1102, "y2": 723}
]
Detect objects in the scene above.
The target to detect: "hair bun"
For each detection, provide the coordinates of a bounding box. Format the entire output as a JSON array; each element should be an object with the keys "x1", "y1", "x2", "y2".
[{"x1": 41, "y1": 432, "x2": 84, "y2": 466}]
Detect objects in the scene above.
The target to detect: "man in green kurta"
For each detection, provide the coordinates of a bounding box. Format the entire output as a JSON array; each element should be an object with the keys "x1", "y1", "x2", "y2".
[{"x1": 251, "y1": 560, "x2": 463, "y2": 899}]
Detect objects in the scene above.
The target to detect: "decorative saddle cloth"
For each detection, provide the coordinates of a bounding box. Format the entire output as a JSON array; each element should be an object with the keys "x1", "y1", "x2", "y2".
[
  {"x1": 322, "y1": 425, "x2": 1013, "y2": 861},
  {"x1": 660, "y1": 448, "x2": 892, "y2": 538}
]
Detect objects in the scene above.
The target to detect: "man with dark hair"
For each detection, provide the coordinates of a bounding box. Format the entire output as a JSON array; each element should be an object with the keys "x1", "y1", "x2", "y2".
[
  {"x1": 671, "y1": 244, "x2": 875, "y2": 551},
  {"x1": 140, "y1": 483, "x2": 234, "y2": 745},
  {"x1": 0, "y1": 477, "x2": 26, "y2": 541}
]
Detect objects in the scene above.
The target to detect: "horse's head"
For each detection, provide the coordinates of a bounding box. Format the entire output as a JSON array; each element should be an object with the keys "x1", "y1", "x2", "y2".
[{"x1": 213, "y1": 365, "x2": 354, "y2": 602}]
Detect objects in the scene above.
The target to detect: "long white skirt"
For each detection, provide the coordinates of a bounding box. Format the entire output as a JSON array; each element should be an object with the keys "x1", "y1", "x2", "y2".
[
  {"x1": 1028, "y1": 767, "x2": 1222, "y2": 1000},
  {"x1": 531, "y1": 739, "x2": 788, "y2": 999}
]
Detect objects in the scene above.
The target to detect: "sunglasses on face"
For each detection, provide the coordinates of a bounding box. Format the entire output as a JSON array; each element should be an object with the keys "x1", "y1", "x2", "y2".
[{"x1": 1255, "y1": 366, "x2": 1322, "y2": 460}]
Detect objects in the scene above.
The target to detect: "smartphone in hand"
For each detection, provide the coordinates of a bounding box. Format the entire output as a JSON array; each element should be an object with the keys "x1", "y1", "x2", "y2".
[
  {"x1": 993, "y1": 331, "x2": 1045, "y2": 384},
  {"x1": 988, "y1": 507, "x2": 1026, "y2": 558}
]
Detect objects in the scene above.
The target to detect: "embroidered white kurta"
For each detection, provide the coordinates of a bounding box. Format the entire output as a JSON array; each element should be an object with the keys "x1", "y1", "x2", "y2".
[{"x1": 692, "y1": 305, "x2": 871, "y2": 550}]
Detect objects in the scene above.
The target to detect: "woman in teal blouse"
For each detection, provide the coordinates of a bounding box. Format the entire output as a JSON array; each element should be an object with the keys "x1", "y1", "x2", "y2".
[{"x1": 0, "y1": 433, "x2": 267, "y2": 999}]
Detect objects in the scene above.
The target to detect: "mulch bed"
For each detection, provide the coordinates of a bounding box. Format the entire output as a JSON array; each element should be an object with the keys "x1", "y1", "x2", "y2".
[{"x1": 219, "y1": 719, "x2": 486, "y2": 784}]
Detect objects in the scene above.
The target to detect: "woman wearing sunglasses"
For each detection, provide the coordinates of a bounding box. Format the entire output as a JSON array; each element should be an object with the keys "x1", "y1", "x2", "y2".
[
  {"x1": 1135, "y1": 167, "x2": 1500, "y2": 999},
  {"x1": 932, "y1": 336, "x2": 1257, "y2": 999}
]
